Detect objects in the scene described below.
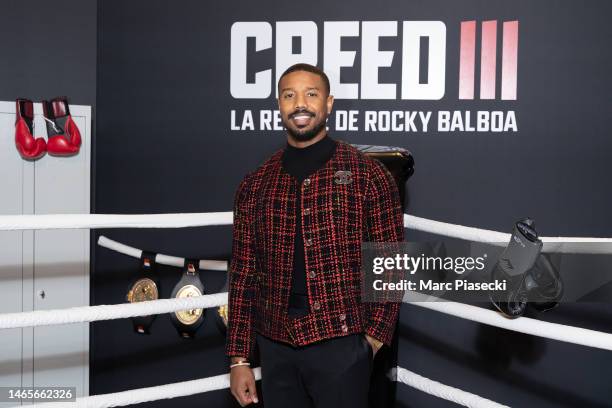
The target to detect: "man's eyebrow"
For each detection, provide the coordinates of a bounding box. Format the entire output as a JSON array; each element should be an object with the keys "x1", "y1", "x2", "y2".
[{"x1": 280, "y1": 86, "x2": 320, "y2": 93}]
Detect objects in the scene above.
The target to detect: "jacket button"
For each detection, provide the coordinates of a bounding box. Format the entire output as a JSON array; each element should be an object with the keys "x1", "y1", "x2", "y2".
[
  {"x1": 341, "y1": 324, "x2": 348, "y2": 333},
  {"x1": 303, "y1": 208, "x2": 311, "y2": 216},
  {"x1": 305, "y1": 238, "x2": 313, "y2": 246},
  {"x1": 313, "y1": 300, "x2": 321, "y2": 310},
  {"x1": 303, "y1": 178, "x2": 311, "y2": 187},
  {"x1": 339, "y1": 313, "x2": 346, "y2": 321},
  {"x1": 308, "y1": 270, "x2": 316, "y2": 279}
]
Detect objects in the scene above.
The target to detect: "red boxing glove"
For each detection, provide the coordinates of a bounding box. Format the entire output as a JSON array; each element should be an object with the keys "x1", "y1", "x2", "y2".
[
  {"x1": 42, "y1": 96, "x2": 81, "y2": 156},
  {"x1": 15, "y1": 98, "x2": 47, "y2": 160}
]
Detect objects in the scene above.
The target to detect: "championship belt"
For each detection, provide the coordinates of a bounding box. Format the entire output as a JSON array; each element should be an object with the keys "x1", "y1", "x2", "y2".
[
  {"x1": 170, "y1": 259, "x2": 206, "y2": 338},
  {"x1": 216, "y1": 280, "x2": 229, "y2": 334},
  {"x1": 126, "y1": 251, "x2": 160, "y2": 334}
]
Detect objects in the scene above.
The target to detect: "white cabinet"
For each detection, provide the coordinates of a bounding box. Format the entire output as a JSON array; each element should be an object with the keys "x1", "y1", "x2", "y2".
[{"x1": 0, "y1": 101, "x2": 91, "y2": 406}]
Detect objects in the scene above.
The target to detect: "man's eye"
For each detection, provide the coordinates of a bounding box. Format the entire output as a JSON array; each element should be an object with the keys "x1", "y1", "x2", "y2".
[
  {"x1": 307, "y1": 92, "x2": 317, "y2": 97},
  {"x1": 284, "y1": 93, "x2": 294, "y2": 98}
]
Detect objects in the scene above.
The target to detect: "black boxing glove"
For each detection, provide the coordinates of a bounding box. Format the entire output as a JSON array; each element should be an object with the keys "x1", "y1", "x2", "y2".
[
  {"x1": 490, "y1": 219, "x2": 542, "y2": 318},
  {"x1": 526, "y1": 253, "x2": 564, "y2": 312}
]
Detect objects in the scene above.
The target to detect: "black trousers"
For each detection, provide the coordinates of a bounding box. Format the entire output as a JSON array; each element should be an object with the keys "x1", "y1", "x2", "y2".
[{"x1": 256, "y1": 331, "x2": 373, "y2": 408}]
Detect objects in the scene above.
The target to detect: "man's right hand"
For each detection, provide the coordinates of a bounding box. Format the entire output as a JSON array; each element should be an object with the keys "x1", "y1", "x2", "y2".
[{"x1": 230, "y1": 358, "x2": 258, "y2": 406}]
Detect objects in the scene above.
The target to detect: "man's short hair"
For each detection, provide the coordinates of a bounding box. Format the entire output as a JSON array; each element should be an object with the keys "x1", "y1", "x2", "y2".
[{"x1": 278, "y1": 63, "x2": 330, "y2": 96}]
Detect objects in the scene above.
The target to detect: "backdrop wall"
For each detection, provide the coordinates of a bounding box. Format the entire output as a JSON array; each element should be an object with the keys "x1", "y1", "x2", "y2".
[
  {"x1": 2, "y1": 0, "x2": 611, "y2": 407},
  {"x1": 95, "y1": 1, "x2": 612, "y2": 407}
]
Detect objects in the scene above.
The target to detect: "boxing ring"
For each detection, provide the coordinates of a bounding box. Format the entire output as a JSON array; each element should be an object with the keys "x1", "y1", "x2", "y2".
[{"x1": 1, "y1": 212, "x2": 611, "y2": 408}]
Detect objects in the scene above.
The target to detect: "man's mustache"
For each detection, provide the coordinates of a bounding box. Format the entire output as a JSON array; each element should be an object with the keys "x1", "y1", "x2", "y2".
[{"x1": 289, "y1": 109, "x2": 315, "y2": 119}]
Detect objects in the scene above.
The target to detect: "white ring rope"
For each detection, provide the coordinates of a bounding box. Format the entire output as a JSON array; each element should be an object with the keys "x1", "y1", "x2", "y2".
[
  {"x1": 393, "y1": 366, "x2": 509, "y2": 408},
  {"x1": 405, "y1": 215, "x2": 612, "y2": 254},
  {"x1": 403, "y1": 291, "x2": 612, "y2": 351},
  {"x1": 1, "y1": 290, "x2": 611, "y2": 352},
  {"x1": 15, "y1": 368, "x2": 262, "y2": 408},
  {"x1": 0, "y1": 212, "x2": 233, "y2": 230},
  {"x1": 12, "y1": 366, "x2": 501, "y2": 408},
  {"x1": 97, "y1": 235, "x2": 228, "y2": 271},
  {"x1": 0, "y1": 212, "x2": 610, "y2": 253},
  {"x1": 1, "y1": 211, "x2": 610, "y2": 407},
  {"x1": 0, "y1": 293, "x2": 227, "y2": 329}
]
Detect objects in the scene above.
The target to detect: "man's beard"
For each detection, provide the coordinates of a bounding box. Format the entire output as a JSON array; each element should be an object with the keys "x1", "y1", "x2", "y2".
[{"x1": 283, "y1": 112, "x2": 328, "y2": 142}]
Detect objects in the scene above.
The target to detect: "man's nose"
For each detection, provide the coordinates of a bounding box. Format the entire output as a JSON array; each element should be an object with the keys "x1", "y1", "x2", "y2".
[{"x1": 294, "y1": 93, "x2": 307, "y2": 110}]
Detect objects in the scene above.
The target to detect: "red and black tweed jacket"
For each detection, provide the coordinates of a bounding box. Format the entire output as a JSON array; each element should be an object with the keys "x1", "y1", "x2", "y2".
[{"x1": 225, "y1": 139, "x2": 404, "y2": 359}]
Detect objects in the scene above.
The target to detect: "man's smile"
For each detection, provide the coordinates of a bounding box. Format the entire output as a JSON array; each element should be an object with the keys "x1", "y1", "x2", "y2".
[{"x1": 290, "y1": 111, "x2": 315, "y2": 127}]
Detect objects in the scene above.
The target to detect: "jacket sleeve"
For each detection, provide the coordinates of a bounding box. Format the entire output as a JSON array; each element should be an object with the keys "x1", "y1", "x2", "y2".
[
  {"x1": 363, "y1": 160, "x2": 405, "y2": 347},
  {"x1": 225, "y1": 174, "x2": 258, "y2": 358}
]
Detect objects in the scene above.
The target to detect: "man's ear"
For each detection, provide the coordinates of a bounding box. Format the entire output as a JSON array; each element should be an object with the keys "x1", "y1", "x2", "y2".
[{"x1": 326, "y1": 94, "x2": 334, "y2": 115}]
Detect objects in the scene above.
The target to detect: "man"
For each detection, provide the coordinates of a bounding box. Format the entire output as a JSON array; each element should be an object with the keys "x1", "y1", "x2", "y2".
[{"x1": 227, "y1": 63, "x2": 404, "y2": 407}]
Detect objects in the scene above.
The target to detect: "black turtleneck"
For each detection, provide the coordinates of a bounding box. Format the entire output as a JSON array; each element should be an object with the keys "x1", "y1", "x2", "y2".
[{"x1": 282, "y1": 134, "x2": 337, "y2": 316}]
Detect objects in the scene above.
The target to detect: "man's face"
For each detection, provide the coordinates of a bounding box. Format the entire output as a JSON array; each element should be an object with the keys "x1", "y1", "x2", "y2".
[{"x1": 278, "y1": 70, "x2": 334, "y2": 142}]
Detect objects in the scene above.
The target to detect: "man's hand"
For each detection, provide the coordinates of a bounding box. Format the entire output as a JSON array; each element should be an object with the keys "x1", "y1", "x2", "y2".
[
  {"x1": 230, "y1": 357, "x2": 258, "y2": 406},
  {"x1": 364, "y1": 333, "x2": 383, "y2": 357}
]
